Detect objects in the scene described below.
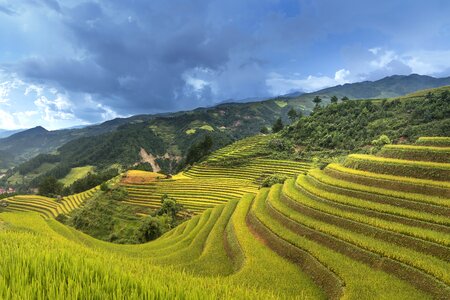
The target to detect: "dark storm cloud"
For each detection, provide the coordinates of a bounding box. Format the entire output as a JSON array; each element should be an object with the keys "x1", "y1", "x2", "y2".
[
  {"x1": 2, "y1": 0, "x2": 450, "y2": 122},
  {"x1": 11, "y1": 0, "x2": 254, "y2": 114}
]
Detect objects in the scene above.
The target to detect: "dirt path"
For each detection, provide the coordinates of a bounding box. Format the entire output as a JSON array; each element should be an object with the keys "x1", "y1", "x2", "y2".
[{"x1": 140, "y1": 148, "x2": 161, "y2": 172}]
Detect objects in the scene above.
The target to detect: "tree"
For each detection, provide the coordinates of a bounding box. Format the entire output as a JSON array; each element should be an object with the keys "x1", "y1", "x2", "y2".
[
  {"x1": 157, "y1": 194, "x2": 183, "y2": 219},
  {"x1": 371, "y1": 134, "x2": 391, "y2": 147},
  {"x1": 260, "y1": 126, "x2": 269, "y2": 134},
  {"x1": 287, "y1": 108, "x2": 298, "y2": 122},
  {"x1": 313, "y1": 96, "x2": 322, "y2": 106},
  {"x1": 137, "y1": 216, "x2": 164, "y2": 242},
  {"x1": 38, "y1": 176, "x2": 63, "y2": 197},
  {"x1": 272, "y1": 118, "x2": 284, "y2": 133},
  {"x1": 341, "y1": 96, "x2": 349, "y2": 101},
  {"x1": 100, "y1": 182, "x2": 110, "y2": 192},
  {"x1": 185, "y1": 135, "x2": 214, "y2": 165},
  {"x1": 330, "y1": 95, "x2": 338, "y2": 104}
]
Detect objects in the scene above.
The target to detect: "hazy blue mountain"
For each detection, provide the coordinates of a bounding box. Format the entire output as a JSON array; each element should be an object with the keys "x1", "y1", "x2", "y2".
[{"x1": 0, "y1": 129, "x2": 25, "y2": 139}]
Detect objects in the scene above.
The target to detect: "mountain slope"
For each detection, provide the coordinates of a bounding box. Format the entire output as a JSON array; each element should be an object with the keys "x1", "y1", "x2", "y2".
[
  {"x1": 1, "y1": 74, "x2": 449, "y2": 168},
  {"x1": 2, "y1": 74, "x2": 450, "y2": 187},
  {"x1": 0, "y1": 129, "x2": 24, "y2": 139}
]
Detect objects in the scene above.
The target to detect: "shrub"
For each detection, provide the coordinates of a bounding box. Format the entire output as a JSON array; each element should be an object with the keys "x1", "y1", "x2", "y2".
[
  {"x1": 110, "y1": 187, "x2": 128, "y2": 201},
  {"x1": 261, "y1": 174, "x2": 290, "y2": 187},
  {"x1": 100, "y1": 182, "x2": 110, "y2": 192},
  {"x1": 268, "y1": 138, "x2": 292, "y2": 152}
]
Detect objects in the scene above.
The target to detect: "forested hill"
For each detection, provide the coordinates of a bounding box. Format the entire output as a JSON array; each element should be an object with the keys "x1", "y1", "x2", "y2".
[
  {"x1": 1, "y1": 74, "x2": 450, "y2": 170},
  {"x1": 283, "y1": 86, "x2": 450, "y2": 160}
]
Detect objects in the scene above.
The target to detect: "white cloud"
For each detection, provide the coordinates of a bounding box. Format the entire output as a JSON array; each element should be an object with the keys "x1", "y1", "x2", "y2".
[
  {"x1": 0, "y1": 109, "x2": 18, "y2": 129},
  {"x1": 266, "y1": 69, "x2": 351, "y2": 95},
  {"x1": 368, "y1": 47, "x2": 381, "y2": 55},
  {"x1": 334, "y1": 69, "x2": 351, "y2": 83},
  {"x1": 34, "y1": 93, "x2": 75, "y2": 122},
  {"x1": 0, "y1": 76, "x2": 25, "y2": 104},
  {"x1": 24, "y1": 84, "x2": 44, "y2": 97},
  {"x1": 365, "y1": 47, "x2": 450, "y2": 77},
  {"x1": 185, "y1": 77, "x2": 209, "y2": 91},
  {"x1": 84, "y1": 94, "x2": 121, "y2": 121},
  {"x1": 403, "y1": 50, "x2": 450, "y2": 74}
]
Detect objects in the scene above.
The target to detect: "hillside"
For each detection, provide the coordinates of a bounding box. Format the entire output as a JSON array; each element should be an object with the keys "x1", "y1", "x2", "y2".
[
  {"x1": 307, "y1": 73, "x2": 450, "y2": 100},
  {"x1": 1, "y1": 74, "x2": 449, "y2": 170},
  {"x1": 283, "y1": 85, "x2": 450, "y2": 161},
  {"x1": 1, "y1": 136, "x2": 449, "y2": 298},
  {"x1": 0, "y1": 129, "x2": 24, "y2": 139}
]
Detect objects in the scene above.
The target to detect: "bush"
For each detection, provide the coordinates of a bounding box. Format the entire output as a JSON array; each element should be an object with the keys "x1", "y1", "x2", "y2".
[
  {"x1": 136, "y1": 215, "x2": 172, "y2": 242},
  {"x1": 55, "y1": 213, "x2": 68, "y2": 223},
  {"x1": 268, "y1": 138, "x2": 292, "y2": 152},
  {"x1": 261, "y1": 174, "x2": 290, "y2": 187},
  {"x1": 156, "y1": 195, "x2": 183, "y2": 219},
  {"x1": 371, "y1": 134, "x2": 392, "y2": 154},
  {"x1": 110, "y1": 187, "x2": 128, "y2": 201},
  {"x1": 38, "y1": 176, "x2": 63, "y2": 197},
  {"x1": 100, "y1": 182, "x2": 110, "y2": 192}
]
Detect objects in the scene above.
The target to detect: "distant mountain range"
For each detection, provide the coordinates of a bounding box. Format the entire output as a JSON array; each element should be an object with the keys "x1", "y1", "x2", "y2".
[
  {"x1": 0, "y1": 129, "x2": 25, "y2": 139},
  {"x1": 1, "y1": 74, "x2": 449, "y2": 171}
]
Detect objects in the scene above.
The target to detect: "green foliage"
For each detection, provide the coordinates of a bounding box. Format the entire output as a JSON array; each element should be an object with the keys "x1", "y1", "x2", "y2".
[
  {"x1": 136, "y1": 215, "x2": 170, "y2": 242},
  {"x1": 38, "y1": 176, "x2": 63, "y2": 197},
  {"x1": 100, "y1": 182, "x2": 109, "y2": 192},
  {"x1": 67, "y1": 192, "x2": 143, "y2": 244},
  {"x1": 341, "y1": 96, "x2": 349, "y2": 101},
  {"x1": 132, "y1": 162, "x2": 153, "y2": 171},
  {"x1": 135, "y1": 195, "x2": 185, "y2": 242},
  {"x1": 156, "y1": 195, "x2": 183, "y2": 219},
  {"x1": 313, "y1": 95, "x2": 322, "y2": 105},
  {"x1": 67, "y1": 168, "x2": 119, "y2": 195},
  {"x1": 261, "y1": 174, "x2": 290, "y2": 187},
  {"x1": 185, "y1": 135, "x2": 214, "y2": 165},
  {"x1": 372, "y1": 134, "x2": 392, "y2": 147},
  {"x1": 17, "y1": 154, "x2": 60, "y2": 175},
  {"x1": 371, "y1": 134, "x2": 392, "y2": 153},
  {"x1": 260, "y1": 126, "x2": 269, "y2": 134},
  {"x1": 330, "y1": 95, "x2": 338, "y2": 104},
  {"x1": 272, "y1": 118, "x2": 284, "y2": 133},
  {"x1": 110, "y1": 187, "x2": 128, "y2": 201},
  {"x1": 287, "y1": 108, "x2": 298, "y2": 122},
  {"x1": 267, "y1": 138, "x2": 292, "y2": 152},
  {"x1": 286, "y1": 88, "x2": 450, "y2": 154}
]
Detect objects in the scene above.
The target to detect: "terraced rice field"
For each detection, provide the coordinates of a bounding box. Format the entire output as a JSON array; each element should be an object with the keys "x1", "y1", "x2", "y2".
[
  {"x1": 122, "y1": 158, "x2": 311, "y2": 213},
  {"x1": 122, "y1": 135, "x2": 312, "y2": 214},
  {"x1": 205, "y1": 134, "x2": 273, "y2": 164},
  {"x1": 122, "y1": 178, "x2": 258, "y2": 213},
  {"x1": 0, "y1": 136, "x2": 448, "y2": 298},
  {"x1": 2, "y1": 186, "x2": 100, "y2": 218},
  {"x1": 185, "y1": 158, "x2": 311, "y2": 181}
]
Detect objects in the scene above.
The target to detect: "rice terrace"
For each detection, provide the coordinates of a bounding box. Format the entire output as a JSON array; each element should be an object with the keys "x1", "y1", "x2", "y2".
[{"x1": 0, "y1": 1, "x2": 449, "y2": 299}]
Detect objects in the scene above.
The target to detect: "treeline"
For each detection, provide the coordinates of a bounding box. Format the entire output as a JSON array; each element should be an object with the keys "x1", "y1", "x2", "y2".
[
  {"x1": 17, "y1": 154, "x2": 60, "y2": 175},
  {"x1": 284, "y1": 90, "x2": 450, "y2": 152},
  {"x1": 38, "y1": 168, "x2": 119, "y2": 197}
]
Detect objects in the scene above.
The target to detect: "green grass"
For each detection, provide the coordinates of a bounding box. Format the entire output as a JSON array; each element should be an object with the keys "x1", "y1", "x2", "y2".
[
  {"x1": 199, "y1": 124, "x2": 214, "y2": 131},
  {"x1": 274, "y1": 100, "x2": 288, "y2": 108},
  {"x1": 59, "y1": 166, "x2": 94, "y2": 186}
]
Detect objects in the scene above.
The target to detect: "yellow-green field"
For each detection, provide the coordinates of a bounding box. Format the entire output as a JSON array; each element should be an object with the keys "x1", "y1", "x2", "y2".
[
  {"x1": 0, "y1": 136, "x2": 449, "y2": 298},
  {"x1": 59, "y1": 166, "x2": 94, "y2": 186}
]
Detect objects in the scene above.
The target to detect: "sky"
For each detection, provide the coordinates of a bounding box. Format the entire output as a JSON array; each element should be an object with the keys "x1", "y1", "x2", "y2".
[{"x1": 1, "y1": 0, "x2": 450, "y2": 130}]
